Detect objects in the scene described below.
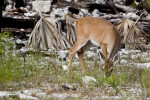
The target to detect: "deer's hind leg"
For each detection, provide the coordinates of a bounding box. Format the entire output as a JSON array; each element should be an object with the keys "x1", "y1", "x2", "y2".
[
  {"x1": 77, "y1": 41, "x2": 93, "y2": 75},
  {"x1": 77, "y1": 48, "x2": 87, "y2": 75},
  {"x1": 68, "y1": 41, "x2": 88, "y2": 75}
]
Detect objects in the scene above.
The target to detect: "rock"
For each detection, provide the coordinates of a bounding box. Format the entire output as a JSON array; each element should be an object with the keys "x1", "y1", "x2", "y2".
[
  {"x1": 57, "y1": 50, "x2": 68, "y2": 60},
  {"x1": 2, "y1": 11, "x2": 9, "y2": 17},
  {"x1": 85, "y1": 51, "x2": 97, "y2": 58},
  {"x1": 16, "y1": 39, "x2": 28, "y2": 49},
  {"x1": 26, "y1": 5, "x2": 32, "y2": 10},
  {"x1": 120, "y1": 13, "x2": 127, "y2": 18},
  {"x1": 136, "y1": 63, "x2": 150, "y2": 68},
  {"x1": 101, "y1": 15, "x2": 111, "y2": 20},
  {"x1": 92, "y1": 9, "x2": 100, "y2": 17},
  {"x1": 15, "y1": 92, "x2": 39, "y2": 100},
  {"x1": 95, "y1": 0, "x2": 105, "y2": 4},
  {"x1": 127, "y1": 12, "x2": 139, "y2": 19},
  {"x1": 63, "y1": 7, "x2": 69, "y2": 15},
  {"x1": 32, "y1": 1, "x2": 52, "y2": 13},
  {"x1": 20, "y1": 7, "x2": 28, "y2": 13},
  {"x1": 82, "y1": 76, "x2": 98, "y2": 86},
  {"x1": 51, "y1": 7, "x2": 69, "y2": 18},
  {"x1": 20, "y1": 47, "x2": 29, "y2": 54},
  {"x1": 110, "y1": 18, "x2": 120, "y2": 23},
  {"x1": 20, "y1": 29, "x2": 25, "y2": 32},
  {"x1": 49, "y1": 93, "x2": 80, "y2": 99},
  {"x1": 66, "y1": 0, "x2": 72, "y2": 2},
  {"x1": 62, "y1": 65, "x2": 68, "y2": 71},
  {"x1": 53, "y1": 8, "x2": 64, "y2": 17},
  {"x1": 24, "y1": 11, "x2": 37, "y2": 17},
  {"x1": 16, "y1": 39, "x2": 22, "y2": 44},
  {"x1": 120, "y1": 59, "x2": 127, "y2": 64},
  {"x1": 4, "y1": 89, "x2": 40, "y2": 100},
  {"x1": 5, "y1": 5, "x2": 13, "y2": 11},
  {"x1": 81, "y1": 9, "x2": 91, "y2": 16},
  {"x1": 35, "y1": 92, "x2": 46, "y2": 98},
  {"x1": 146, "y1": 14, "x2": 150, "y2": 20},
  {"x1": 62, "y1": 83, "x2": 76, "y2": 91}
]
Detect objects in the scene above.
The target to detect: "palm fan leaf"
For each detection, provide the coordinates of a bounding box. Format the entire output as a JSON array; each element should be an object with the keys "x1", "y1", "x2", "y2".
[
  {"x1": 116, "y1": 12, "x2": 150, "y2": 50},
  {"x1": 27, "y1": 15, "x2": 77, "y2": 51},
  {"x1": 27, "y1": 16, "x2": 57, "y2": 50},
  {"x1": 66, "y1": 13, "x2": 77, "y2": 46},
  {"x1": 116, "y1": 18, "x2": 134, "y2": 36}
]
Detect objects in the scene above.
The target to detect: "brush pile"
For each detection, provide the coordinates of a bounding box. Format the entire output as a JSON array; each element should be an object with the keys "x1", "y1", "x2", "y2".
[{"x1": 2, "y1": 0, "x2": 150, "y2": 51}]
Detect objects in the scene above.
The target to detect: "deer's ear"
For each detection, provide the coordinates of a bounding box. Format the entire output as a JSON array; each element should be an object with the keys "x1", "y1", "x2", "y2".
[
  {"x1": 113, "y1": 52, "x2": 120, "y2": 66},
  {"x1": 113, "y1": 53, "x2": 119, "y2": 62},
  {"x1": 99, "y1": 51, "x2": 106, "y2": 60}
]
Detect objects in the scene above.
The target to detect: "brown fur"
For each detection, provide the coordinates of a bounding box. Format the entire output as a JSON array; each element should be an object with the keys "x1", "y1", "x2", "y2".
[{"x1": 67, "y1": 16, "x2": 121, "y2": 76}]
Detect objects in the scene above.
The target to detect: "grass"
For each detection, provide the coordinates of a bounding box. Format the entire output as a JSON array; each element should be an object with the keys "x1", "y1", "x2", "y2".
[
  {"x1": 147, "y1": 0, "x2": 150, "y2": 8},
  {"x1": 0, "y1": 53, "x2": 23, "y2": 85},
  {"x1": 141, "y1": 68, "x2": 150, "y2": 97},
  {"x1": 0, "y1": 45, "x2": 150, "y2": 99}
]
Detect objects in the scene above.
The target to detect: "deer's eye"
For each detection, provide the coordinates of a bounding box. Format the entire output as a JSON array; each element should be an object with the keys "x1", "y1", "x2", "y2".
[{"x1": 110, "y1": 69, "x2": 113, "y2": 72}]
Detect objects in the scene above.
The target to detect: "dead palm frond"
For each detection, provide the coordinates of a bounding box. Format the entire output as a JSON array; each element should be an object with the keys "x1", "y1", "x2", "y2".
[
  {"x1": 27, "y1": 17, "x2": 57, "y2": 50},
  {"x1": 116, "y1": 18, "x2": 134, "y2": 37},
  {"x1": 27, "y1": 15, "x2": 77, "y2": 51},
  {"x1": 116, "y1": 12, "x2": 150, "y2": 50},
  {"x1": 66, "y1": 13, "x2": 77, "y2": 46}
]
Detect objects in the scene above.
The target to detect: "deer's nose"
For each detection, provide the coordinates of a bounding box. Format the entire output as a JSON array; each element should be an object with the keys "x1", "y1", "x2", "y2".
[{"x1": 106, "y1": 71, "x2": 112, "y2": 77}]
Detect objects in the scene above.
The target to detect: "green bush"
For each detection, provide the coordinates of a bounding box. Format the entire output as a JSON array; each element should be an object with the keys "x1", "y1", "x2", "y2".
[
  {"x1": 147, "y1": 0, "x2": 150, "y2": 7},
  {"x1": 0, "y1": 53, "x2": 23, "y2": 85},
  {"x1": 0, "y1": 32, "x2": 13, "y2": 55}
]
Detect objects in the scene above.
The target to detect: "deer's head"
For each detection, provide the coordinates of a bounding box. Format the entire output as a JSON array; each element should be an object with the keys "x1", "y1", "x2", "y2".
[{"x1": 99, "y1": 52, "x2": 115, "y2": 77}]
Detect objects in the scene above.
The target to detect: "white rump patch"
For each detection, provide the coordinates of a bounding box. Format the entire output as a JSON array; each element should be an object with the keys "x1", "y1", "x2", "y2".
[
  {"x1": 90, "y1": 39, "x2": 100, "y2": 46},
  {"x1": 77, "y1": 43, "x2": 87, "y2": 51},
  {"x1": 76, "y1": 39, "x2": 100, "y2": 52}
]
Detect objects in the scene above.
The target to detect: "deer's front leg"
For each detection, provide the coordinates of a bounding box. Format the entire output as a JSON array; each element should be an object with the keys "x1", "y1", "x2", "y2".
[{"x1": 78, "y1": 51, "x2": 87, "y2": 76}]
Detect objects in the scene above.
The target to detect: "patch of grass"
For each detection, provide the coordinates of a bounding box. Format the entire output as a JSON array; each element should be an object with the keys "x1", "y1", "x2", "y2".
[
  {"x1": 106, "y1": 71, "x2": 128, "y2": 87},
  {"x1": 96, "y1": 66, "x2": 129, "y2": 88},
  {"x1": 136, "y1": 56, "x2": 147, "y2": 63},
  {"x1": 0, "y1": 32, "x2": 13, "y2": 55},
  {"x1": 147, "y1": 0, "x2": 150, "y2": 8},
  {"x1": 0, "y1": 51, "x2": 55, "y2": 90},
  {"x1": 0, "y1": 53, "x2": 23, "y2": 87},
  {"x1": 57, "y1": 64, "x2": 83, "y2": 86},
  {"x1": 141, "y1": 68, "x2": 150, "y2": 97},
  {"x1": 1, "y1": 42, "x2": 150, "y2": 99}
]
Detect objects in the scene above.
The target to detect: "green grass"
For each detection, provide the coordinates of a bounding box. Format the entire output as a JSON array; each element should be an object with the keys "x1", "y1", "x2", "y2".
[
  {"x1": 141, "y1": 68, "x2": 150, "y2": 97},
  {"x1": 0, "y1": 46, "x2": 150, "y2": 99},
  {"x1": 0, "y1": 32, "x2": 13, "y2": 55},
  {"x1": 0, "y1": 52, "x2": 53, "y2": 90},
  {"x1": 147, "y1": 0, "x2": 150, "y2": 8},
  {"x1": 0, "y1": 53, "x2": 23, "y2": 86}
]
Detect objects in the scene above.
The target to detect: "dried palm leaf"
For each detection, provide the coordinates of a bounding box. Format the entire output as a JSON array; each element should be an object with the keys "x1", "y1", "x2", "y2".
[
  {"x1": 27, "y1": 14, "x2": 77, "y2": 51},
  {"x1": 116, "y1": 12, "x2": 150, "y2": 50},
  {"x1": 66, "y1": 14, "x2": 77, "y2": 46},
  {"x1": 27, "y1": 16, "x2": 59, "y2": 50},
  {"x1": 116, "y1": 18, "x2": 134, "y2": 36}
]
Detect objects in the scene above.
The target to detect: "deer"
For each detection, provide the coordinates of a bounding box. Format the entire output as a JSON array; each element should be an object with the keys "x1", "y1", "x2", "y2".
[{"x1": 67, "y1": 16, "x2": 121, "y2": 77}]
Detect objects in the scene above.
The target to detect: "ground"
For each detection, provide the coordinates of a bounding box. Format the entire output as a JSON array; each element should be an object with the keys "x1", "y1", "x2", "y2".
[{"x1": 0, "y1": 45, "x2": 150, "y2": 100}]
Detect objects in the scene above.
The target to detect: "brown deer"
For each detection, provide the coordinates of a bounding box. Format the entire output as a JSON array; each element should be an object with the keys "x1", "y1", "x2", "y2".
[{"x1": 68, "y1": 16, "x2": 121, "y2": 77}]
